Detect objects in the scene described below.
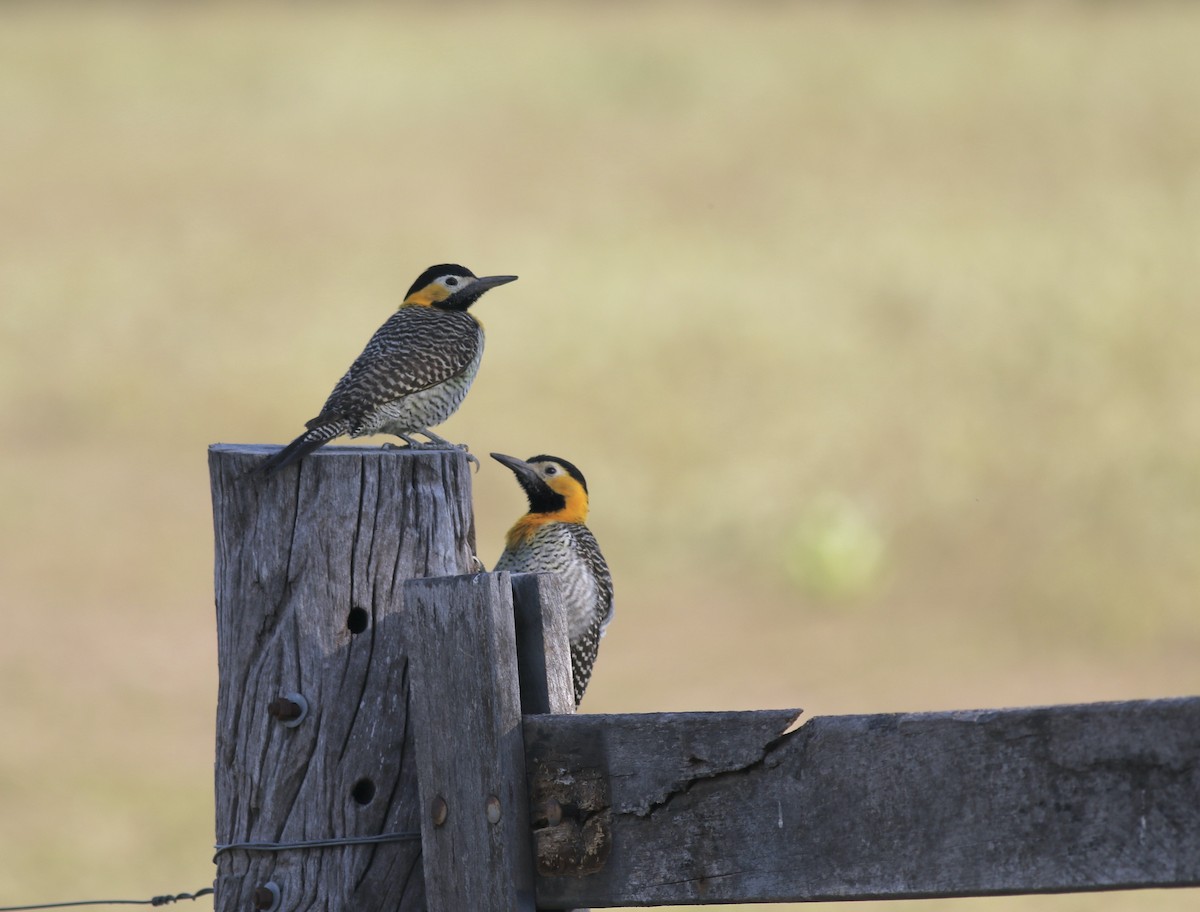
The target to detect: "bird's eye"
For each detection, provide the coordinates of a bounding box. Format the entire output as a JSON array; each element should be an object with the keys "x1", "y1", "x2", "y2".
[
  {"x1": 444, "y1": 277, "x2": 460, "y2": 287},
  {"x1": 544, "y1": 465, "x2": 558, "y2": 475}
]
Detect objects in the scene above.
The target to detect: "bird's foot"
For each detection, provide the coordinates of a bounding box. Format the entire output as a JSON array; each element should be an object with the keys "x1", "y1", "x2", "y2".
[
  {"x1": 383, "y1": 432, "x2": 445, "y2": 450},
  {"x1": 389, "y1": 432, "x2": 480, "y2": 471},
  {"x1": 414, "y1": 428, "x2": 455, "y2": 447}
]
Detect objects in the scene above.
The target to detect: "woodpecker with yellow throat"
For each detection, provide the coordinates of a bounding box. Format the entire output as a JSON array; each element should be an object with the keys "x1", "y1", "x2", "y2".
[
  {"x1": 260, "y1": 264, "x2": 517, "y2": 476},
  {"x1": 491, "y1": 453, "x2": 613, "y2": 707}
]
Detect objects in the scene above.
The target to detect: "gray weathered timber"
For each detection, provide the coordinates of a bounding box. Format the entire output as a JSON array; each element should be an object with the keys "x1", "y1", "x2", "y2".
[
  {"x1": 526, "y1": 697, "x2": 1200, "y2": 908},
  {"x1": 404, "y1": 573, "x2": 574, "y2": 912},
  {"x1": 210, "y1": 444, "x2": 477, "y2": 912},
  {"x1": 511, "y1": 573, "x2": 575, "y2": 716},
  {"x1": 508, "y1": 573, "x2": 587, "y2": 912}
]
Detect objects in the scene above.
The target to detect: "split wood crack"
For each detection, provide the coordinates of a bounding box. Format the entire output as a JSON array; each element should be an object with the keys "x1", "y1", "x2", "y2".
[{"x1": 630, "y1": 712, "x2": 804, "y2": 820}]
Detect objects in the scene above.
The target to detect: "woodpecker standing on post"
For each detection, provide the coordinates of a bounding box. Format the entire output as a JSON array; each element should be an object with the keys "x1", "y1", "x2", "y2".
[
  {"x1": 491, "y1": 453, "x2": 614, "y2": 707},
  {"x1": 259, "y1": 264, "x2": 517, "y2": 476}
]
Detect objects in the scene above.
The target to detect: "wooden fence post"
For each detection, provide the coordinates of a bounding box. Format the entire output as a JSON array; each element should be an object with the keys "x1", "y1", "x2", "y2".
[
  {"x1": 401, "y1": 571, "x2": 576, "y2": 912},
  {"x1": 208, "y1": 444, "x2": 476, "y2": 912},
  {"x1": 510, "y1": 572, "x2": 575, "y2": 717}
]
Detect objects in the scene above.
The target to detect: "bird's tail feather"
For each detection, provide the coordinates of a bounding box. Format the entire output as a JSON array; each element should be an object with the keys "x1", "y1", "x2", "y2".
[{"x1": 258, "y1": 421, "x2": 348, "y2": 477}]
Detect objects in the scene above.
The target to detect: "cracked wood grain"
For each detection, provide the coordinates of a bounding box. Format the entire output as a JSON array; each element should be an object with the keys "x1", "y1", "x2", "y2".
[
  {"x1": 526, "y1": 697, "x2": 1200, "y2": 908},
  {"x1": 511, "y1": 572, "x2": 576, "y2": 717},
  {"x1": 403, "y1": 572, "x2": 577, "y2": 912},
  {"x1": 210, "y1": 444, "x2": 476, "y2": 912},
  {"x1": 403, "y1": 573, "x2": 576, "y2": 912}
]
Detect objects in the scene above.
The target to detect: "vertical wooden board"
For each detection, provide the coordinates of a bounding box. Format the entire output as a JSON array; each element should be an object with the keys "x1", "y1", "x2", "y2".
[
  {"x1": 403, "y1": 573, "x2": 536, "y2": 912},
  {"x1": 508, "y1": 573, "x2": 589, "y2": 912},
  {"x1": 510, "y1": 573, "x2": 575, "y2": 716},
  {"x1": 209, "y1": 444, "x2": 477, "y2": 912}
]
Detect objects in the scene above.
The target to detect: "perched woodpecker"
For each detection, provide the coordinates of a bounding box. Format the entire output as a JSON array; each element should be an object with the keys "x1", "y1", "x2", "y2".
[
  {"x1": 491, "y1": 453, "x2": 614, "y2": 707},
  {"x1": 259, "y1": 264, "x2": 517, "y2": 476}
]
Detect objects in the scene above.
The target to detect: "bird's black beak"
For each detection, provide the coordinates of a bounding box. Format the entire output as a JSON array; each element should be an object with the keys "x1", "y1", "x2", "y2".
[
  {"x1": 440, "y1": 274, "x2": 518, "y2": 311},
  {"x1": 473, "y1": 275, "x2": 519, "y2": 291},
  {"x1": 490, "y1": 452, "x2": 537, "y2": 482}
]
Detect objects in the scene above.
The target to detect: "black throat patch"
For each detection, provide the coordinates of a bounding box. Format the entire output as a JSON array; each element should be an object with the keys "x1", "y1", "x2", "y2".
[{"x1": 521, "y1": 475, "x2": 568, "y2": 514}]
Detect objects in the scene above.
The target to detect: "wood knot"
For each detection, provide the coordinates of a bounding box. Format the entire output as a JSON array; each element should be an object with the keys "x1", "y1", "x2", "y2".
[{"x1": 528, "y1": 761, "x2": 612, "y2": 877}]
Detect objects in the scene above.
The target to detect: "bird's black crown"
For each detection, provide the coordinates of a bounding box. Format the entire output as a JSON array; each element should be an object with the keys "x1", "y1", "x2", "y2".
[
  {"x1": 528, "y1": 455, "x2": 589, "y2": 495},
  {"x1": 405, "y1": 264, "x2": 476, "y2": 298}
]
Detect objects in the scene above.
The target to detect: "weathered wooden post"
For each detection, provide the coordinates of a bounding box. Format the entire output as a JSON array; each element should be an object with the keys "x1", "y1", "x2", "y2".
[
  {"x1": 210, "y1": 442, "x2": 1200, "y2": 910},
  {"x1": 401, "y1": 571, "x2": 575, "y2": 912},
  {"x1": 209, "y1": 444, "x2": 476, "y2": 912}
]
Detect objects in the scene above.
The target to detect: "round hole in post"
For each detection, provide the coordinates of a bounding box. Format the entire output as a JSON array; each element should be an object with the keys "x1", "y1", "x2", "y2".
[
  {"x1": 351, "y1": 778, "x2": 376, "y2": 805},
  {"x1": 252, "y1": 882, "x2": 281, "y2": 912},
  {"x1": 347, "y1": 607, "x2": 369, "y2": 634},
  {"x1": 267, "y1": 692, "x2": 309, "y2": 728}
]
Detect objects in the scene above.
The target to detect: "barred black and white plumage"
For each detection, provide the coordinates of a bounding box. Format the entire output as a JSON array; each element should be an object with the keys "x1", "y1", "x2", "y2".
[
  {"x1": 260, "y1": 264, "x2": 517, "y2": 476},
  {"x1": 491, "y1": 453, "x2": 614, "y2": 707}
]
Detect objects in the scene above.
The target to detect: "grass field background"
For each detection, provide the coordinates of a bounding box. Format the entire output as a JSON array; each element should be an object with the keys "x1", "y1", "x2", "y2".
[{"x1": 2, "y1": 2, "x2": 1198, "y2": 909}]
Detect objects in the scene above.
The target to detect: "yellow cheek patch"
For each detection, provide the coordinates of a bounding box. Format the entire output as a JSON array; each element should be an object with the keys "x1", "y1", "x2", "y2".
[
  {"x1": 503, "y1": 476, "x2": 590, "y2": 549},
  {"x1": 402, "y1": 283, "x2": 452, "y2": 307},
  {"x1": 548, "y1": 477, "x2": 589, "y2": 523}
]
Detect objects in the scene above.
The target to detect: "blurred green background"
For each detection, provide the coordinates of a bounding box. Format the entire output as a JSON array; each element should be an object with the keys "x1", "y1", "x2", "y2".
[{"x1": 1, "y1": 2, "x2": 1198, "y2": 910}]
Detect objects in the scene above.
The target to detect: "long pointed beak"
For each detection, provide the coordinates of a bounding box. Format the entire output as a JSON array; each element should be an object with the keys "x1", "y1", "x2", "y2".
[
  {"x1": 492, "y1": 452, "x2": 566, "y2": 515},
  {"x1": 474, "y1": 274, "x2": 518, "y2": 291},
  {"x1": 490, "y1": 452, "x2": 535, "y2": 480}
]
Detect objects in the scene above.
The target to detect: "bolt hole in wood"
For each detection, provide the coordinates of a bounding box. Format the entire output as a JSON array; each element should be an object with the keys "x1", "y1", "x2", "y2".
[
  {"x1": 347, "y1": 607, "x2": 369, "y2": 634},
  {"x1": 251, "y1": 882, "x2": 280, "y2": 912},
  {"x1": 351, "y1": 778, "x2": 376, "y2": 805}
]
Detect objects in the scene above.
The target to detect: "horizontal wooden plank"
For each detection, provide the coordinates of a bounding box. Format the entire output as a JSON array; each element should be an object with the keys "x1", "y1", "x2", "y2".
[{"x1": 526, "y1": 697, "x2": 1200, "y2": 907}]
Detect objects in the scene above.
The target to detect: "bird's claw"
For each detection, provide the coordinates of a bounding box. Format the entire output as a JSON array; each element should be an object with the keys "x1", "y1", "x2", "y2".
[{"x1": 384, "y1": 433, "x2": 480, "y2": 470}]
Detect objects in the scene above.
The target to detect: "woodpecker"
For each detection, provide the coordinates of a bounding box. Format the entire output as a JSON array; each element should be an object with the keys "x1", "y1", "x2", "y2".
[
  {"x1": 491, "y1": 453, "x2": 614, "y2": 707},
  {"x1": 259, "y1": 264, "x2": 517, "y2": 476}
]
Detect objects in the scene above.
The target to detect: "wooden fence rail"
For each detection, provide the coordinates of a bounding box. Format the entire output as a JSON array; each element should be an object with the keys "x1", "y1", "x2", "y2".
[
  {"x1": 211, "y1": 445, "x2": 1200, "y2": 911},
  {"x1": 524, "y1": 698, "x2": 1200, "y2": 907}
]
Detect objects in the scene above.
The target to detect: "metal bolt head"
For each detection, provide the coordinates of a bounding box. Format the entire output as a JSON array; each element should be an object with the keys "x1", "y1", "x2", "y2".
[
  {"x1": 486, "y1": 795, "x2": 502, "y2": 825},
  {"x1": 431, "y1": 796, "x2": 448, "y2": 827}
]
